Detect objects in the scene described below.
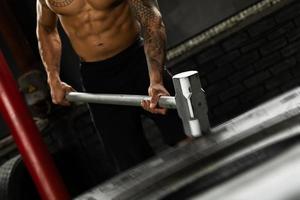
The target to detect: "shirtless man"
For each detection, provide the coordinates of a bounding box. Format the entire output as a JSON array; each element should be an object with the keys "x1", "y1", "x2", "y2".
[{"x1": 37, "y1": 0, "x2": 186, "y2": 171}]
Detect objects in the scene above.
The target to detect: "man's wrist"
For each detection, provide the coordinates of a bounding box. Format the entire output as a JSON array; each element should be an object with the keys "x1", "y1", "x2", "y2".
[
  {"x1": 149, "y1": 70, "x2": 164, "y2": 85},
  {"x1": 47, "y1": 71, "x2": 60, "y2": 84},
  {"x1": 150, "y1": 79, "x2": 163, "y2": 86}
]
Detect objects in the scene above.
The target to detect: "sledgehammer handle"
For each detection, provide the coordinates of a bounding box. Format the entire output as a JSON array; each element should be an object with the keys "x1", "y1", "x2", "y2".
[{"x1": 66, "y1": 92, "x2": 177, "y2": 109}]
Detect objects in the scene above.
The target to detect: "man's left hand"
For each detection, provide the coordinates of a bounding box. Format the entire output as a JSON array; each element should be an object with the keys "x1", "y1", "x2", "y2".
[{"x1": 141, "y1": 83, "x2": 170, "y2": 115}]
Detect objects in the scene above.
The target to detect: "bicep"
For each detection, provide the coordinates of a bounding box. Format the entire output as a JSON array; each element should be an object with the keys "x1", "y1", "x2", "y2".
[{"x1": 36, "y1": 0, "x2": 57, "y2": 31}]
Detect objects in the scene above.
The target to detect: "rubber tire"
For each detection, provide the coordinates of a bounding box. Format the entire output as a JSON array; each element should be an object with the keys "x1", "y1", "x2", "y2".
[{"x1": 0, "y1": 156, "x2": 40, "y2": 200}]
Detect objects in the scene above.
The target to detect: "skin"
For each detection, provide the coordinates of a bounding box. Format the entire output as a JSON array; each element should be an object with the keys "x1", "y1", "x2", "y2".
[{"x1": 36, "y1": 0, "x2": 169, "y2": 114}]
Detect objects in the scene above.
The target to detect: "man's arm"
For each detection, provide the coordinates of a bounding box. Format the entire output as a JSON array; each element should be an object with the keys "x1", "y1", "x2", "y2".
[
  {"x1": 36, "y1": 0, "x2": 73, "y2": 106},
  {"x1": 129, "y1": 0, "x2": 169, "y2": 114}
]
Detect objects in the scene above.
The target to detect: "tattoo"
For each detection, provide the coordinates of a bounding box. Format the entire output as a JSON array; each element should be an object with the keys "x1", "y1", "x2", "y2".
[
  {"x1": 129, "y1": 0, "x2": 167, "y2": 82},
  {"x1": 47, "y1": 0, "x2": 74, "y2": 7}
]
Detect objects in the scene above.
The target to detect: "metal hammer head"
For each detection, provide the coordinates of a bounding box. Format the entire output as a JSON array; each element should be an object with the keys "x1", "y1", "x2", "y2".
[{"x1": 172, "y1": 71, "x2": 210, "y2": 137}]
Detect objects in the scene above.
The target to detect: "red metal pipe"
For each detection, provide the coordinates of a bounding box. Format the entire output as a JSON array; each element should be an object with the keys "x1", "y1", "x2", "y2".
[{"x1": 0, "y1": 51, "x2": 70, "y2": 200}]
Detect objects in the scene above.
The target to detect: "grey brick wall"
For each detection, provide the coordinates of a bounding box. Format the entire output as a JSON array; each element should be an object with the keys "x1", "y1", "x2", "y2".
[{"x1": 170, "y1": 1, "x2": 300, "y2": 126}]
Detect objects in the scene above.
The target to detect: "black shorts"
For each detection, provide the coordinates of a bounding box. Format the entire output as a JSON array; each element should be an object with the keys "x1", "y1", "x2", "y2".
[{"x1": 80, "y1": 38, "x2": 186, "y2": 170}]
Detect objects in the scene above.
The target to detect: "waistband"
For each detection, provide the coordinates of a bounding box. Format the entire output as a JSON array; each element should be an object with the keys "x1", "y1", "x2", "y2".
[{"x1": 80, "y1": 37, "x2": 144, "y2": 69}]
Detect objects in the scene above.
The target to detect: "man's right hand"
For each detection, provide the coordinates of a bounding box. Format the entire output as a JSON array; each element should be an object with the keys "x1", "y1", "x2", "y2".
[{"x1": 48, "y1": 79, "x2": 75, "y2": 106}]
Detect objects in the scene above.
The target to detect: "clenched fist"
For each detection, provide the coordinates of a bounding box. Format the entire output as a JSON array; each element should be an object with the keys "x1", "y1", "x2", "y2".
[
  {"x1": 141, "y1": 83, "x2": 170, "y2": 115},
  {"x1": 48, "y1": 78, "x2": 75, "y2": 106}
]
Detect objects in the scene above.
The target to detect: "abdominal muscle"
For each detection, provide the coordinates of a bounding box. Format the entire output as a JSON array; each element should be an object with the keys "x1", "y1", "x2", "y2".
[{"x1": 58, "y1": 2, "x2": 141, "y2": 62}]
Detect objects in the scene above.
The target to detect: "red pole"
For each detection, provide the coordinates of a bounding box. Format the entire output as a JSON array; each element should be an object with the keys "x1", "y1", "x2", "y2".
[{"x1": 0, "y1": 51, "x2": 70, "y2": 200}]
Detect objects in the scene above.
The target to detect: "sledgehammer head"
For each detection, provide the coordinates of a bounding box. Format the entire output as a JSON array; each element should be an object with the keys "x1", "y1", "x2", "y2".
[{"x1": 172, "y1": 71, "x2": 210, "y2": 138}]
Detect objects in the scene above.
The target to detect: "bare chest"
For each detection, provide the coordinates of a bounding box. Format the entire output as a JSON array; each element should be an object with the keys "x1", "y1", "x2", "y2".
[{"x1": 45, "y1": 0, "x2": 125, "y2": 15}]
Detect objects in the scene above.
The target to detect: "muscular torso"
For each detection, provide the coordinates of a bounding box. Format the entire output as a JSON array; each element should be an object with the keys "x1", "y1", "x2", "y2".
[{"x1": 46, "y1": 0, "x2": 140, "y2": 61}]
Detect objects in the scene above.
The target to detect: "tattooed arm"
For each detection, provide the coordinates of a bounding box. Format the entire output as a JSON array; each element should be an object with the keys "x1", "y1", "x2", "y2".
[
  {"x1": 129, "y1": 0, "x2": 166, "y2": 83},
  {"x1": 129, "y1": 0, "x2": 169, "y2": 114},
  {"x1": 36, "y1": 0, "x2": 74, "y2": 106}
]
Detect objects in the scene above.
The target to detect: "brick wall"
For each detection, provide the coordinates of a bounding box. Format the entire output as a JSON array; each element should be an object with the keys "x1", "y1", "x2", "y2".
[{"x1": 170, "y1": 1, "x2": 300, "y2": 126}]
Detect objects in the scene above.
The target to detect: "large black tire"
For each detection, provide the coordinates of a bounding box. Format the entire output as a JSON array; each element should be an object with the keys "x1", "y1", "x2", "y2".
[{"x1": 0, "y1": 156, "x2": 40, "y2": 200}]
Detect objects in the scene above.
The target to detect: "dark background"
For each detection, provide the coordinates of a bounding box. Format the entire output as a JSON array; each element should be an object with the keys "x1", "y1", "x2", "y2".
[{"x1": 159, "y1": 0, "x2": 261, "y2": 48}]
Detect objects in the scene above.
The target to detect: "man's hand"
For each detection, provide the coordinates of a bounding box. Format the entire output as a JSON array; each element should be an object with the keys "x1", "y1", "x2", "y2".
[
  {"x1": 141, "y1": 83, "x2": 169, "y2": 115},
  {"x1": 48, "y1": 78, "x2": 75, "y2": 106}
]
